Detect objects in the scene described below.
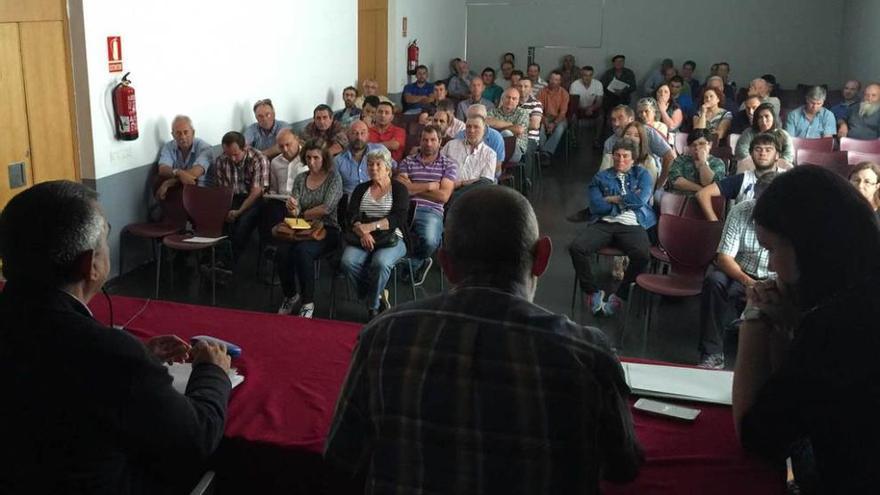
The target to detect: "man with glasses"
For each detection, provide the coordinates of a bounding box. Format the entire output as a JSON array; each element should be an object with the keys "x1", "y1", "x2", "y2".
[{"x1": 245, "y1": 98, "x2": 289, "y2": 159}]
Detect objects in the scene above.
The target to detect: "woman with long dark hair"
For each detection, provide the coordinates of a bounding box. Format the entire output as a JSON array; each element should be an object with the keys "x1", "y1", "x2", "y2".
[{"x1": 733, "y1": 165, "x2": 880, "y2": 492}]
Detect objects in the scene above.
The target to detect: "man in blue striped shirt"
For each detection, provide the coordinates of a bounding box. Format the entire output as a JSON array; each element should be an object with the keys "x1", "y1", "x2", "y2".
[{"x1": 326, "y1": 186, "x2": 642, "y2": 494}]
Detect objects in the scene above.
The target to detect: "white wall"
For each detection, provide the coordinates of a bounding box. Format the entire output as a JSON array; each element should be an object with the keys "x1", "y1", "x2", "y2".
[
  {"x1": 70, "y1": 0, "x2": 357, "y2": 180},
  {"x1": 387, "y1": 0, "x2": 467, "y2": 92},
  {"x1": 841, "y1": 0, "x2": 880, "y2": 85},
  {"x1": 466, "y1": 0, "x2": 843, "y2": 94}
]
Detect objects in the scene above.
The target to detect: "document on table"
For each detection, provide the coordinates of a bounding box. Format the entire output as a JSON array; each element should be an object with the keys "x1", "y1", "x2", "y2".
[
  {"x1": 622, "y1": 362, "x2": 733, "y2": 405},
  {"x1": 183, "y1": 236, "x2": 227, "y2": 243},
  {"x1": 606, "y1": 77, "x2": 630, "y2": 93},
  {"x1": 166, "y1": 363, "x2": 244, "y2": 394}
]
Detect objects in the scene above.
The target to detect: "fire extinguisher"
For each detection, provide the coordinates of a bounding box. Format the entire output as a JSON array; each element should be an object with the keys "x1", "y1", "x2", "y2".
[
  {"x1": 407, "y1": 40, "x2": 419, "y2": 75},
  {"x1": 111, "y1": 72, "x2": 139, "y2": 141}
]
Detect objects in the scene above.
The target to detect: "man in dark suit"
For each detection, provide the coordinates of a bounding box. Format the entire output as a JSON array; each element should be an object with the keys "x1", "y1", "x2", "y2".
[{"x1": 0, "y1": 181, "x2": 232, "y2": 494}]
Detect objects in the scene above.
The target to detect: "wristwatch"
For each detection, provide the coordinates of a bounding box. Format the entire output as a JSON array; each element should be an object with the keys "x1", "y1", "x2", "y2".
[{"x1": 374, "y1": 223, "x2": 380, "y2": 231}]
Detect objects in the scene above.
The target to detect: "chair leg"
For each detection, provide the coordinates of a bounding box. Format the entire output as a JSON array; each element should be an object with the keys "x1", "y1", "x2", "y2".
[
  {"x1": 570, "y1": 276, "x2": 578, "y2": 320},
  {"x1": 154, "y1": 240, "x2": 162, "y2": 299},
  {"x1": 619, "y1": 282, "x2": 636, "y2": 351},
  {"x1": 211, "y1": 246, "x2": 216, "y2": 306},
  {"x1": 641, "y1": 291, "x2": 653, "y2": 357},
  {"x1": 392, "y1": 264, "x2": 398, "y2": 306},
  {"x1": 408, "y1": 259, "x2": 417, "y2": 302}
]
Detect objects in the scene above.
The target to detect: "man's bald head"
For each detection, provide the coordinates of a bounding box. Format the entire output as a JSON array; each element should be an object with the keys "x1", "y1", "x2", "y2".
[
  {"x1": 443, "y1": 187, "x2": 541, "y2": 289},
  {"x1": 348, "y1": 119, "x2": 369, "y2": 151}
]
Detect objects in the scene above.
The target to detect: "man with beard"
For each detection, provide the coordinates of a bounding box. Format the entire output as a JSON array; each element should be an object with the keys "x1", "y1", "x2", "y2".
[
  {"x1": 694, "y1": 133, "x2": 786, "y2": 222},
  {"x1": 336, "y1": 120, "x2": 391, "y2": 195},
  {"x1": 368, "y1": 101, "x2": 406, "y2": 162},
  {"x1": 302, "y1": 104, "x2": 349, "y2": 156},
  {"x1": 838, "y1": 82, "x2": 880, "y2": 140},
  {"x1": 334, "y1": 86, "x2": 361, "y2": 126}
]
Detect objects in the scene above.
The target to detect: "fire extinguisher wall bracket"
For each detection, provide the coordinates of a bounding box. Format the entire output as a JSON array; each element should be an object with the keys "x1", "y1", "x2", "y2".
[
  {"x1": 407, "y1": 39, "x2": 419, "y2": 76},
  {"x1": 111, "y1": 72, "x2": 139, "y2": 141}
]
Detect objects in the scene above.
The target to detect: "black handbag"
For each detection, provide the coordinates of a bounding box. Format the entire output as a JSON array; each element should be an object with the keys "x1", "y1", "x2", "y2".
[{"x1": 343, "y1": 226, "x2": 399, "y2": 249}]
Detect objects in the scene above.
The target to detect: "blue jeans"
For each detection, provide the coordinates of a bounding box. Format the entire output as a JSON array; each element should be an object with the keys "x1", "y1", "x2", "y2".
[
  {"x1": 277, "y1": 227, "x2": 339, "y2": 303},
  {"x1": 542, "y1": 120, "x2": 568, "y2": 154},
  {"x1": 340, "y1": 240, "x2": 407, "y2": 309},
  {"x1": 409, "y1": 206, "x2": 443, "y2": 271}
]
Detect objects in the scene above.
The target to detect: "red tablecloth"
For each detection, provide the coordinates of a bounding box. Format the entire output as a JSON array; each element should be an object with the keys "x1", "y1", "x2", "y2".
[{"x1": 89, "y1": 295, "x2": 783, "y2": 494}]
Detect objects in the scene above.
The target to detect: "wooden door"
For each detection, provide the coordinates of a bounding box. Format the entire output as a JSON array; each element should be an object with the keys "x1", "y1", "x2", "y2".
[
  {"x1": 0, "y1": 23, "x2": 33, "y2": 207},
  {"x1": 358, "y1": 0, "x2": 388, "y2": 94}
]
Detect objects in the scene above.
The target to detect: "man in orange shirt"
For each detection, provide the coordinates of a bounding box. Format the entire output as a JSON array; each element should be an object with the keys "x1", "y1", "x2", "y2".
[
  {"x1": 368, "y1": 101, "x2": 407, "y2": 162},
  {"x1": 538, "y1": 70, "x2": 571, "y2": 158}
]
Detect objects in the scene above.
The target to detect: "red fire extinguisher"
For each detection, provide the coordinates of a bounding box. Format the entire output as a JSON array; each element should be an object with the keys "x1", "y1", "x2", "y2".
[
  {"x1": 112, "y1": 72, "x2": 139, "y2": 141},
  {"x1": 407, "y1": 40, "x2": 419, "y2": 75}
]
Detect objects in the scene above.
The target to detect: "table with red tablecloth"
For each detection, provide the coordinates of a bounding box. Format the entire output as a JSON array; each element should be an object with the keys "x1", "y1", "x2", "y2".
[{"x1": 89, "y1": 295, "x2": 782, "y2": 494}]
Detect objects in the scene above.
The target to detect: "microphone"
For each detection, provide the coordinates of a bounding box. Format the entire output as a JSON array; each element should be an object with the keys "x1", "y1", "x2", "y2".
[{"x1": 101, "y1": 286, "x2": 115, "y2": 329}]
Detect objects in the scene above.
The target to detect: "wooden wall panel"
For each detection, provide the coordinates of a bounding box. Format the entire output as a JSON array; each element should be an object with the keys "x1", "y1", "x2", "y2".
[
  {"x1": 358, "y1": 3, "x2": 388, "y2": 94},
  {"x1": 0, "y1": 23, "x2": 33, "y2": 207},
  {"x1": 0, "y1": 0, "x2": 64, "y2": 23},
  {"x1": 20, "y1": 21, "x2": 78, "y2": 182}
]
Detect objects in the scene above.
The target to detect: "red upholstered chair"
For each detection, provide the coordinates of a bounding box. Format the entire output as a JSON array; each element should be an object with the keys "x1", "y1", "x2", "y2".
[
  {"x1": 791, "y1": 136, "x2": 834, "y2": 154},
  {"x1": 162, "y1": 185, "x2": 233, "y2": 305},
  {"x1": 796, "y1": 149, "x2": 847, "y2": 167},
  {"x1": 119, "y1": 186, "x2": 188, "y2": 298},
  {"x1": 681, "y1": 194, "x2": 726, "y2": 221},
  {"x1": 625, "y1": 214, "x2": 723, "y2": 354},
  {"x1": 847, "y1": 151, "x2": 880, "y2": 165},
  {"x1": 840, "y1": 137, "x2": 880, "y2": 154}
]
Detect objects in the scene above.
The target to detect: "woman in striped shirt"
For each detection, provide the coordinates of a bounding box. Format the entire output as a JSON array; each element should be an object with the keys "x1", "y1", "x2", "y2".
[{"x1": 340, "y1": 148, "x2": 410, "y2": 318}]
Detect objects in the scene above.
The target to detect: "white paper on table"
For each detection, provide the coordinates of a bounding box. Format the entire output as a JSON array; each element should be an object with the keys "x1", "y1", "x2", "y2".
[
  {"x1": 166, "y1": 362, "x2": 244, "y2": 394},
  {"x1": 263, "y1": 193, "x2": 290, "y2": 201},
  {"x1": 622, "y1": 362, "x2": 733, "y2": 405},
  {"x1": 606, "y1": 77, "x2": 630, "y2": 92},
  {"x1": 182, "y1": 236, "x2": 227, "y2": 243}
]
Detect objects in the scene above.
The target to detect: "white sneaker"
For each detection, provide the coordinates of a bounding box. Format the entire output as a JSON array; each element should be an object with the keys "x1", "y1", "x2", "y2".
[
  {"x1": 298, "y1": 303, "x2": 315, "y2": 318},
  {"x1": 277, "y1": 294, "x2": 300, "y2": 315}
]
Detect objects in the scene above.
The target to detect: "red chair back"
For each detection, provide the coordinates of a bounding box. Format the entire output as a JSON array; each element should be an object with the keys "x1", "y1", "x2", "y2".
[
  {"x1": 501, "y1": 135, "x2": 516, "y2": 162},
  {"x1": 566, "y1": 94, "x2": 580, "y2": 120},
  {"x1": 847, "y1": 151, "x2": 880, "y2": 165},
  {"x1": 840, "y1": 137, "x2": 880, "y2": 154},
  {"x1": 796, "y1": 149, "x2": 847, "y2": 166},
  {"x1": 681, "y1": 195, "x2": 726, "y2": 220},
  {"x1": 182, "y1": 185, "x2": 233, "y2": 237},
  {"x1": 658, "y1": 214, "x2": 723, "y2": 278},
  {"x1": 659, "y1": 192, "x2": 687, "y2": 215},
  {"x1": 791, "y1": 136, "x2": 834, "y2": 153},
  {"x1": 159, "y1": 185, "x2": 188, "y2": 229}
]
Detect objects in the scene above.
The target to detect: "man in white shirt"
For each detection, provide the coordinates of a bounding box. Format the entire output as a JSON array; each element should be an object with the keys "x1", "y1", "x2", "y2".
[
  {"x1": 441, "y1": 116, "x2": 497, "y2": 202},
  {"x1": 569, "y1": 65, "x2": 605, "y2": 146}
]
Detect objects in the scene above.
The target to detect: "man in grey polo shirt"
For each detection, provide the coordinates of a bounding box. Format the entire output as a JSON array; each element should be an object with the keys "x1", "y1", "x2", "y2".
[
  {"x1": 838, "y1": 82, "x2": 880, "y2": 140},
  {"x1": 244, "y1": 98, "x2": 290, "y2": 159},
  {"x1": 155, "y1": 115, "x2": 212, "y2": 200}
]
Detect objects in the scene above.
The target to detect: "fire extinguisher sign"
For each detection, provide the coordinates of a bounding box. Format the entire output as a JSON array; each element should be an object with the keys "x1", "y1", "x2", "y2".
[{"x1": 107, "y1": 36, "x2": 123, "y2": 73}]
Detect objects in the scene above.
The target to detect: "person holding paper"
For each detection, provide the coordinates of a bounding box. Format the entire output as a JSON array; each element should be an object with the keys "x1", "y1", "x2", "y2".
[
  {"x1": 0, "y1": 181, "x2": 232, "y2": 494},
  {"x1": 600, "y1": 54, "x2": 637, "y2": 108},
  {"x1": 733, "y1": 165, "x2": 880, "y2": 493}
]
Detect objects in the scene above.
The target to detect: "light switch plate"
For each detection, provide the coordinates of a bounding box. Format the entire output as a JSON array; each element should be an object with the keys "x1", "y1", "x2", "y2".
[{"x1": 8, "y1": 162, "x2": 26, "y2": 189}]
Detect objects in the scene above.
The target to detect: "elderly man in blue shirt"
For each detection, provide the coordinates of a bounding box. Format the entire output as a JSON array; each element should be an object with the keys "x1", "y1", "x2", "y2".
[
  {"x1": 155, "y1": 115, "x2": 213, "y2": 199},
  {"x1": 784, "y1": 86, "x2": 837, "y2": 138},
  {"x1": 244, "y1": 98, "x2": 289, "y2": 159},
  {"x1": 570, "y1": 138, "x2": 656, "y2": 317}
]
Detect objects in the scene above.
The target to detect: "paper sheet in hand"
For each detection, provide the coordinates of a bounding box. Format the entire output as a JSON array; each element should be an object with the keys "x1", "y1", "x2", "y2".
[
  {"x1": 622, "y1": 362, "x2": 733, "y2": 405},
  {"x1": 606, "y1": 77, "x2": 630, "y2": 92},
  {"x1": 166, "y1": 363, "x2": 244, "y2": 394},
  {"x1": 182, "y1": 236, "x2": 227, "y2": 243}
]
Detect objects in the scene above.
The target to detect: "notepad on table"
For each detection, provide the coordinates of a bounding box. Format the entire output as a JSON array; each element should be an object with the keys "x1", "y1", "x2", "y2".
[
  {"x1": 283, "y1": 217, "x2": 311, "y2": 230},
  {"x1": 165, "y1": 362, "x2": 244, "y2": 394},
  {"x1": 622, "y1": 362, "x2": 733, "y2": 405}
]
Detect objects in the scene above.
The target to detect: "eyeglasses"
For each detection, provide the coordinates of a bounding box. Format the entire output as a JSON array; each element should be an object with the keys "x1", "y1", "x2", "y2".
[{"x1": 851, "y1": 178, "x2": 878, "y2": 186}]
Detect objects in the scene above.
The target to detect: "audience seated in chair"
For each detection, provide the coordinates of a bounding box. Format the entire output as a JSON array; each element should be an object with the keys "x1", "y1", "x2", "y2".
[
  {"x1": 741, "y1": 78, "x2": 781, "y2": 117},
  {"x1": 837, "y1": 82, "x2": 880, "y2": 140},
  {"x1": 730, "y1": 95, "x2": 762, "y2": 134},
  {"x1": 359, "y1": 95, "x2": 380, "y2": 127},
  {"x1": 600, "y1": 54, "x2": 637, "y2": 108},
  {"x1": 447, "y1": 58, "x2": 474, "y2": 100},
  {"x1": 643, "y1": 58, "x2": 675, "y2": 96},
  {"x1": 829, "y1": 79, "x2": 861, "y2": 121},
  {"x1": 698, "y1": 171, "x2": 778, "y2": 369},
  {"x1": 680, "y1": 59, "x2": 700, "y2": 97},
  {"x1": 569, "y1": 138, "x2": 655, "y2": 317},
  {"x1": 487, "y1": 87, "x2": 529, "y2": 163},
  {"x1": 537, "y1": 70, "x2": 571, "y2": 158},
  {"x1": 636, "y1": 97, "x2": 669, "y2": 143},
  {"x1": 848, "y1": 161, "x2": 880, "y2": 218},
  {"x1": 395, "y1": 125, "x2": 457, "y2": 286},
  {"x1": 276, "y1": 141, "x2": 343, "y2": 318},
  {"x1": 665, "y1": 129, "x2": 727, "y2": 195},
  {"x1": 336, "y1": 120, "x2": 392, "y2": 196},
  {"x1": 515, "y1": 77, "x2": 544, "y2": 146},
  {"x1": 339, "y1": 147, "x2": 409, "y2": 319},
  {"x1": 334, "y1": 86, "x2": 362, "y2": 126},
  {"x1": 368, "y1": 101, "x2": 406, "y2": 163},
  {"x1": 326, "y1": 186, "x2": 643, "y2": 493},
  {"x1": 735, "y1": 103, "x2": 795, "y2": 164},
  {"x1": 454, "y1": 104, "x2": 506, "y2": 169},
  {"x1": 499, "y1": 60, "x2": 514, "y2": 83},
  {"x1": 245, "y1": 98, "x2": 289, "y2": 159},
  {"x1": 155, "y1": 114, "x2": 212, "y2": 200},
  {"x1": 604, "y1": 104, "x2": 676, "y2": 187},
  {"x1": 557, "y1": 54, "x2": 579, "y2": 91},
  {"x1": 212, "y1": 131, "x2": 270, "y2": 270},
  {"x1": 302, "y1": 104, "x2": 349, "y2": 156},
  {"x1": 263, "y1": 129, "x2": 307, "y2": 235},
  {"x1": 697, "y1": 132, "x2": 789, "y2": 222},
  {"x1": 693, "y1": 87, "x2": 733, "y2": 143},
  {"x1": 600, "y1": 121, "x2": 659, "y2": 184},
  {"x1": 784, "y1": 86, "x2": 837, "y2": 138},
  {"x1": 0, "y1": 181, "x2": 233, "y2": 494},
  {"x1": 655, "y1": 83, "x2": 683, "y2": 134},
  {"x1": 526, "y1": 62, "x2": 547, "y2": 97},
  {"x1": 570, "y1": 65, "x2": 605, "y2": 140},
  {"x1": 353, "y1": 78, "x2": 391, "y2": 109},
  {"x1": 455, "y1": 76, "x2": 495, "y2": 121},
  {"x1": 668, "y1": 76, "x2": 695, "y2": 119},
  {"x1": 402, "y1": 65, "x2": 435, "y2": 114},
  {"x1": 480, "y1": 67, "x2": 504, "y2": 105},
  {"x1": 441, "y1": 115, "x2": 497, "y2": 192}
]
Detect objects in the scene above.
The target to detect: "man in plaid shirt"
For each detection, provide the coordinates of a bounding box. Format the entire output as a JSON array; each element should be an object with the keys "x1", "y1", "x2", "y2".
[
  {"x1": 698, "y1": 172, "x2": 778, "y2": 369},
  {"x1": 210, "y1": 131, "x2": 269, "y2": 268},
  {"x1": 325, "y1": 186, "x2": 642, "y2": 494}
]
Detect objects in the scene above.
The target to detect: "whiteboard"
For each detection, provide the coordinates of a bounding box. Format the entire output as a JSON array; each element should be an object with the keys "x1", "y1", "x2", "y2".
[{"x1": 466, "y1": 0, "x2": 604, "y2": 75}]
